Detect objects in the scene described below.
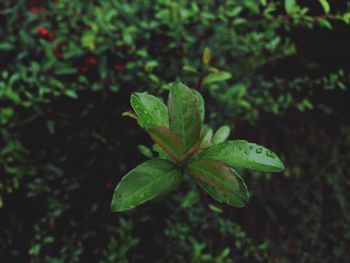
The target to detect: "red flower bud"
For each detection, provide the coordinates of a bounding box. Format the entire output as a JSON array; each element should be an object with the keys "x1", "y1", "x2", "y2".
[
  {"x1": 115, "y1": 45, "x2": 125, "y2": 53},
  {"x1": 114, "y1": 63, "x2": 125, "y2": 72},
  {"x1": 37, "y1": 27, "x2": 48, "y2": 37},
  {"x1": 47, "y1": 33, "x2": 57, "y2": 40},
  {"x1": 29, "y1": 7, "x2": 42, "y2": 13},
  {"x1": 106, "y1": 180, "x2": 113, "y2": 189},
  {"x1": 85, "y1": 56, "x2": 97, "y2": 66},
  {"x1": 79, "y1": 66, "x2": 89, "y2": 74},
  {"x1": 53, "y1": 47, "x2": 62, "y2": 59}
]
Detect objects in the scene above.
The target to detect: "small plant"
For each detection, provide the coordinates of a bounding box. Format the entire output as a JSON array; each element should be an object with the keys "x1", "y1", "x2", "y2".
[{"x1": 111, "y1": 81, "x2": 284, "y2": 212}]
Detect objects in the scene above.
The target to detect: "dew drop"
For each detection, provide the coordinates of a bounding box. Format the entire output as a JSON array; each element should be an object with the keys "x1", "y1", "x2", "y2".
[
  {"x1": 249, "y1": 145, "x2": 254, "y2": 150},
  {"x1": 244, "y1": 148, "x2": 249, "y2": 155},
  {"x1": 256, "y1": 148, "x2": 263, "y2": 154},
  {"x1": 265, "y1": 150, "x2": 275, "y2": 158}
]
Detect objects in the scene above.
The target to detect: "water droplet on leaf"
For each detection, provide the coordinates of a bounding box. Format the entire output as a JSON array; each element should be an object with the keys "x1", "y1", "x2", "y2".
[
  {"x1": 256, "y1": 148, "x2": 262, "y2": 154},
  {"x1": 266, "y1": 150, "x2": 275, "y2": 158}
]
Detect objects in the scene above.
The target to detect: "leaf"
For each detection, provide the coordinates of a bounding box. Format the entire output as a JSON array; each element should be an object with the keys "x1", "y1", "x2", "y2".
[
  {"x1": 318, "y1": 0, "x2": 330, "y2": 14},
  {"x1": 202, "y1": 47, "x2": 211, "y2": 65},
  {"x1": 318, "y1": 18, "x2": 332, "y2": 29},
  {"x1": 153, "y1": 144, "x2": 172, "y2": 160},
  {"x1": 180, "y1": 190, "x2": 200, "y2": 208},
  {"x1": 284, "y1": 0, "x2": 297, "y2": 14},
  {"x1": 131, "y1": 92, "x2": 169, "y2": 128},
  {"x1": 198, "y1": 140, "x2": 285, "y2": 172},
  {"x1": 183, "y1": 65, "x2": 199, "y2": 74},
  {"x1": 65, "y1": 90, "x2": 78, "y2": 99},
  {"x1": 111, "y1": 159, "x2": 182, "y2": 212},
  {"x1": 0, "y1": 42, "x2": 14, "y2": 51},
  {"x1": 186, "y1": 159, "x2": 249, "y2": 207},
  {"x1": 168, "y1": 81, "x2": 201, "y2": 151},
  {"x1": 193, "y1": 89, "x2": 205, "y2": 123},
  {"x1": 147, "y1": 126, "x2": 185, "y2": 163},
  {"x1": 203, "y1": 72, "x2": 232, "y2": 85},
  {"x1": 200, "y1": 126, "x2": 213, "y2": 149},
  {"x1": 212, "y1": 125, "x2": 230, "y2": 144},
  {"x1": 138, "y1": 144, "x2": 153, "y2": 158}
]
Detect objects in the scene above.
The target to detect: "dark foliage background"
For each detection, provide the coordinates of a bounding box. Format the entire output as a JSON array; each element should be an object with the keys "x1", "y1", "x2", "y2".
[{"x1": 1, "y1": 0, "x2": 350, "y2": 262}]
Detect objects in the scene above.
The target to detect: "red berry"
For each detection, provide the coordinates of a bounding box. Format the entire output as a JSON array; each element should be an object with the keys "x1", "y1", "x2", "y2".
[
  {"x1": 106, "y1": 180, "x2": 113, "y2": 189},
  {"x1": 29, "y1": 7, "x2": 42, "y2": 13},
  {"x1": 37, "y1": 27, "x2": 48, "y2": 37},
  {"x1": 115, "y1": 45, "x2": 125, "y2": 53},
  {"x1": 114, "y1": 63, "x2": 125, "y2": 72},
  {"x1": 47, "y1": 33, "x2": 57, "y2": 40},
  {"x1": 79, "y1": 66, "x2": 89, "y2": 74},
  {"x1": 53, "y1": 47, "x2": 62, "y2": 59},
  {"x1": 85, "y1": 56, "x2": 97, "y2": 66}
]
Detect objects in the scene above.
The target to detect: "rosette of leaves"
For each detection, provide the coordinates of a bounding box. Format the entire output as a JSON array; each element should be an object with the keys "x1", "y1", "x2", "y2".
[{"x1": 111, "y1": 81, "x2": 284, "y2": 212}]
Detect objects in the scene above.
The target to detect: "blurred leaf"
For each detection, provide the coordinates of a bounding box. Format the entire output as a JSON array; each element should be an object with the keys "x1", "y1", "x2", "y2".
[
  {"x1": 193, "y1": 89, "x2": 205, "y2": 123},
  {"x1": 0, "y1": 42, "x2": 13, "y2": 51},
  {"x1": 212, "y1": 125, "x2": 230, "y2": 144},
  {"x1": 203, "y1": 72, "x2": 232, "y2": 85},
  {"x1": 200, "y1": 126, "x2": 213, "y2": 149},
  {"x1": 202, "y1": 47, "x2": 211, "y2": 65},
  {"x1": 284, "y1": 0, "x2": 297, "y2": 13},
  {"x1": 182, "y1": 65, "x2": 199, "y2": 74},
  {"x1": 318, "y1": 0, "x2": 330, "y2": 14},
  {"x1": 81, "y1": 32, "x2": 96, "y2": 50},
  {"x1": 208, "y1": 67, "x2": 219, "y2": 73},
  {"x1": 55, "y1": 67, "x2": 77, "y2": 75},
  {"x1": 138, "y1": 144, "x2": 153, "y2": 158},
  {"x1": 65, "y1": 90, "x2": 78, "y2": 99},
  {"x1": 180, "y1": 190, "x2": 200, "y2": 208},
  {"x1": 318, "y1": 18, "x2": 332, "y2": 29}
]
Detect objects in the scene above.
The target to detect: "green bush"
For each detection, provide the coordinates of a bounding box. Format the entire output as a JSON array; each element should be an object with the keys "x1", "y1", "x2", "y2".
[{"x1": 1, "y1": 0, "x2": 349, "y2": 262}]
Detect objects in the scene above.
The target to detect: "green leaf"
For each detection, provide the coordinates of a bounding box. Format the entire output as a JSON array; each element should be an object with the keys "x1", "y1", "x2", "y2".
[
  {"x1": 212, "y1": 125, "x2": 230, "y2": 144},
  {"x1": 153, "y1": 144, "x2": 171, "y2": 160},
  {"x1": 180, "y1": 190, "x2": 200, "y2": 208},
  {"x1": 193, "y1": 89, "x2": 205, "y2": 123},
  {"x1": 284, "y1": 0, "x2": 297, "y2": 13},
  {"x1": 65, "y1": 90, "x2": 78, "y2": 99},
  {"x1": 147, "y1": 126, "x2": 185, "y2": 163},
  {"x1": 0, "y1": 42, "x2": 14, "y2": 51},
  {"x1": 202, "y1": 47, "x2": 211, "y2": 65},
  {"x1": 138, "y1": 144, "x2": 153, "y2": 158},
  {"x1": 318, "y1": 18, "x2": 332, "y2": 29},
  {"x1": 198, "y1": 140, "x2": 284, "y2": 172},
  {"x1": 111, "y1": 159, "x2": 182, "y2": 212},
  {"x1": 203, "y1": 72, "x2": 232, "y2": 85},
  {"x1": 318, "y1": 0, "x2": 330, "y2": 14},
  {"x1": 200, "y1": 126, "x2": 213, "y2": 149},
  {"x1": 183, "y1": 65, "x2": 199, "y2": 74},
  {"x1": 131, "y1": 92, "x2": 169, "y2": 128},
  {"x1": 168, "y1": 81, "x2": 201, "y2": 151},
  {"x1": 186, "y1": 159, "x2": 249, "y2": 207}
]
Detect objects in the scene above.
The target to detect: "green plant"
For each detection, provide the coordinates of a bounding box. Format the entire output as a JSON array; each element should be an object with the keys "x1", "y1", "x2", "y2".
[{"x1": 111, "y1": 81, "x2": 284, "y2": 212}]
